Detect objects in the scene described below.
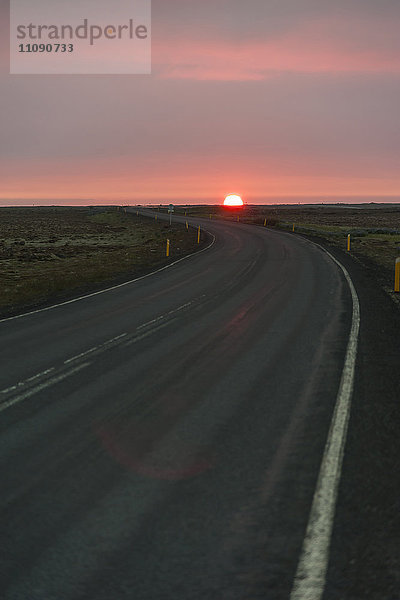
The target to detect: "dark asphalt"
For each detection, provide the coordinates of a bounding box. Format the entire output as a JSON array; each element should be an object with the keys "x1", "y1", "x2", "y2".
[{"x1": 0, "y1": 211, "x2": 355, "y2": 599}]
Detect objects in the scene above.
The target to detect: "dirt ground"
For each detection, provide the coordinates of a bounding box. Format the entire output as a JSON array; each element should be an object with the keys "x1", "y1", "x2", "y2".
[{"x1": 0, "y1": 207, "x2": 203, "y2": 317}]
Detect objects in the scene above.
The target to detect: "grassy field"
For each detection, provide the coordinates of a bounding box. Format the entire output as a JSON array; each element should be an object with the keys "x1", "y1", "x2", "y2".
[
  {"x1": 2, "y1": 203, "x2": 398, "y2": 317},
  {"x1": 0, "y1": 206, "x2": 204, "y2": 317},
  {"x1": 172, "y1": 204, "x2": 400, "y2": 295}
]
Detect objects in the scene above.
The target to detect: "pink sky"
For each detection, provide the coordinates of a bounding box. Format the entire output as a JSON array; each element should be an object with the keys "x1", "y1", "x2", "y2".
[{"x1": 1, "y1": 0, "x2": 399, "y2": 204}]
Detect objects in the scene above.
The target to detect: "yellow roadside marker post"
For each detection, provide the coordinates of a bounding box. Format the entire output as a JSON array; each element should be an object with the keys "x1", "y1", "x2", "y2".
[
  {"x1": 197, "y1": 226, "x2": 201, "y2": 244},
  {"x1": 395, "y1": 257, "x2": 400, "y2": 292},
  {"x1": 347, "y1": 234, "x2": 351, "y2": 252},
  {"x1": 237, "y1": 216, "x2": 240, "y2": 222},
  {"x1": 264, "y1": 218, "x2": 267, "y2": 227},
  {"x1": 166, "y1": 239, "x2": 170, "y2": 257},
  {"x1": 292, "y1": 223, "x2": 295, "y2": 232},
  {"x1": 185, "y1": 221, "x2": 188, "y2": 230}
]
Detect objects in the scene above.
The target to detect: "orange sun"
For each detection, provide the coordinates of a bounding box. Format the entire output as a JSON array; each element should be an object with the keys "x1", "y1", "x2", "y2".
[{"x1": 223, "y1": 194, "x2": 243, "y2": 207}]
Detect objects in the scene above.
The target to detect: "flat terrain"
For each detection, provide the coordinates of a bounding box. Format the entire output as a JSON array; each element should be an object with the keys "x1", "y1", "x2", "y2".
[
  {"x1": 0, "y1": 207, "x2": 203, "y2": 317},
  {"x1": 0, "y1": 210, "x2": 398, "y2": 598},
  {"x1": 175, "y1": 204, "x2": 400, "y2": 296},
  {"x1": 2, "y1": 204, "x2": 398, "y2": 317}
]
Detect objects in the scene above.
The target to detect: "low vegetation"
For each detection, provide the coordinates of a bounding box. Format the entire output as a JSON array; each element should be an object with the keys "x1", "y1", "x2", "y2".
[
  {"x1": 2, "y1": 203, "x2": 398, "y2": 316},
  {"x1": 176, "y1": 204, "x2": 400, "y2": 294},
  {"x1": 0, "y1": 206, "x2": 202, "y2": 317}
]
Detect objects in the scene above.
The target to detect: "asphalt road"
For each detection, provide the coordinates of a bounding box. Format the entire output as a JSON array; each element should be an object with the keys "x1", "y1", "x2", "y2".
[{"x1": 0, "y1": 211, "x2": 355, "y2": 599}]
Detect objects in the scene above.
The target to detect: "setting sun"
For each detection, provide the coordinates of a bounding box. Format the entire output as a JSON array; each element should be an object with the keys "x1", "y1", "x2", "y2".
[{"x1": 223, "y1": 194, "x2": 243, "y2": 207}]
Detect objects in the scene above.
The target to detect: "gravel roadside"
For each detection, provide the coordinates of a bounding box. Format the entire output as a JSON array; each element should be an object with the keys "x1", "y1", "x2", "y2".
[{"x1": 302, "y1": 235, "x2": 400, "y2": 600}]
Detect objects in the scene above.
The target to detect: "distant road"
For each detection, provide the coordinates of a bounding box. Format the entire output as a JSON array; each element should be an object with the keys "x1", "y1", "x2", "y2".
[{"x1": 0, "y1": 209, "x2": 355, "y2": 599}]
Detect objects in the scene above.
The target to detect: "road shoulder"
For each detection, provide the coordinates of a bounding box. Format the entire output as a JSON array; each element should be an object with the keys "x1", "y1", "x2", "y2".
[{"x1": 300, "y1": 234, "x2": 400, "y2": 599}]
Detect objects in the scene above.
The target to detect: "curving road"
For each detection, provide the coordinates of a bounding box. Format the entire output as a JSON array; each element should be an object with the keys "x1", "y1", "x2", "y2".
[{"x1": 0, "y1": 210, "x2": 354, "y2": 599}]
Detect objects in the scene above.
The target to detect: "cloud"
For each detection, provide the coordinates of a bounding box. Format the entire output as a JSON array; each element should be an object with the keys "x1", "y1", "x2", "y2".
[
  {"x1": 153, "y1": 13, "x2": 400, "y2": 80},
  {"x1": 2, "y1": 152, "x2": 400, "y2": 202},
  {"x1": 0, "y1": 0, "x2": 399, "y2": 201}
]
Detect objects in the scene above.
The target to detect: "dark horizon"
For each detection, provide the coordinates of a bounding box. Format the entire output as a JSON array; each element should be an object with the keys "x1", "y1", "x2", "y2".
[{"x1": 1, "y1": 195, "x2": 400, "y2": 208}]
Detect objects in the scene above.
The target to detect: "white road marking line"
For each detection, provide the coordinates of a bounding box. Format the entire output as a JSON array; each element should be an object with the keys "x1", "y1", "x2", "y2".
[
  {"x1": 136, "y1": 317, "x2": 162, "y2": 330},
  {"x1": 107, "y1": 332, "x2": 128, "y2": 343},
  {"x1": 136, "y1": 301, "x2": 193, "y2": 331},
  {"x1": 0, "y1": 315, "x2": 170, "y2": 404},
  {"x1": 63, "y1": 346, "x2": 99, "y2": 364},
  {"x1": 62, "y1": 303, "x2": 186, "y2": 362},
  {"x1": 0, "y1": 362, "x2": 91, "y2": 414},
  {"x1": 0, "y1": 228, "x2": 216, "y2": 324},
  {"x1": 1, "y1": 335, "x2": 128, "y2": 398},
  {"x1": 290, "y1": 246, "x2": 360, "y2": 600},
  {"x1": 25, "y1": 367, "x2": 55, "y2": 383},
  {"x1": 63, "y1": 333, "x2": 128, "y2": 364},
  {"x1": 0, "y1": 368, "x2": 55, "y2": 394},
  {"x1": 0, "y1": 385, "x2": 17, "y2": 394},
  {"x1": 123, "y1": 320, "x2": 175, "y2": 346}
]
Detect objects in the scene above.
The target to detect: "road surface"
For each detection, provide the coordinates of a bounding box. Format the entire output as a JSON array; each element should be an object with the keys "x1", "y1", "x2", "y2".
[{"x1": 0, "y1": 211, "x2": 355, "y2": 599}]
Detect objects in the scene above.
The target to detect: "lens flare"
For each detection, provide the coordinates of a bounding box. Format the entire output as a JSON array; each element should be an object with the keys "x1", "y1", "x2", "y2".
[{"x1": 223, "y1": 194, "x2": 243, "y2": 207}]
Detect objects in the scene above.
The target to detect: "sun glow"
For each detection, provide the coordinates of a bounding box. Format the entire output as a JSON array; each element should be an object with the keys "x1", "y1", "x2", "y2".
[{"x1": 223, "y1": 194, "x2": 243, "y2": 207}]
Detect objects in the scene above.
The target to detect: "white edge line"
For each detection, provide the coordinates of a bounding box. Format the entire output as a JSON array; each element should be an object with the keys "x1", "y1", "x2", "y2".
[
  {"x1": 0, "y1": 361, "x2": 91, "y2": 414},
  {"x1": 290, "y1": 243, "x2": 360, "y2": 600},
  {"x1": 0, "y1": 219, "x2": 216, "y2": 324}
]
